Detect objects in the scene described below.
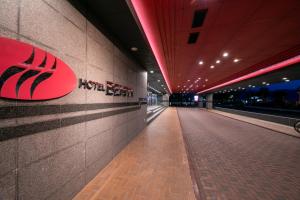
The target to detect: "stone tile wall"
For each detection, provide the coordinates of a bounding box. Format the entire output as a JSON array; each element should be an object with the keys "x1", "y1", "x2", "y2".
[{"x1": 0, "y1": 1, "x2": 147, "y2": 199}]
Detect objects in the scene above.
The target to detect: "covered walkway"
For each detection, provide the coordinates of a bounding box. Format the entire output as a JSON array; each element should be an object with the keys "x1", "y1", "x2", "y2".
[
  {"x1": 74, "y1": 107, "x2": 300, "y2": 200},
  {"x1": 74, "y1": 108, "x2": 196, "y2": 200}
]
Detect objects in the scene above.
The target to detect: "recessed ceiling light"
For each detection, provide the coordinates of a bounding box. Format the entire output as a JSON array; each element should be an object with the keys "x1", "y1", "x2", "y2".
[
  {"x1": 248, "y1": 85, "x2": 252, "y2": 87},
  {"x1": 205, "y1": 79, "x2": 208, "y2": 82},
  {"x1": 188, "y1": 80, "x2": 190, "y2": 82},
  {"x1": 198, "y1": 77, "x2": 201, "y2": 79},
  {"x1": 266, "y1": 83, "x2": 270, "y2": 86},
  {"x1": 210, "y1": 65, "x2": 215, "y2": 69},
  {"x1": 177, "y1": 85, "x2": 180, "y2": 87},
  {"x1": 223, "y1": 52, "x2": 229, "y2": 57},
  {"x1": 131, "y1": 47, "x2": 138, "y2": 51},
  {"x1": 157, "y1": 79, "x2": 160, "y2": 82},
  {"x1": 150, "y1": 70, "x2": 154, "y2": 74},
  {"x1": 252, "y1": 86, "x2": 255, "y2": 88},
  {"x1": 161, "y1": 84, "x2": 164, "y2": 87},
  {"x1": 216, "y1": 60, "x2": 221, "y2": 64},
  {"x1": 262, "y1": 82, "x2": 266, "y2": 84},
  {"x1": 198, "y1": 60, "x2": 204, "y2": 65},
  {"x1": 282, "y1": 77, "x2": 288, "y2": 80},
  {"x1": 233, "y1": 58, "x2": 240, "y2": 63},
  {"x1": 285, "y1": 79, "x2": 290, "y2": 82}
]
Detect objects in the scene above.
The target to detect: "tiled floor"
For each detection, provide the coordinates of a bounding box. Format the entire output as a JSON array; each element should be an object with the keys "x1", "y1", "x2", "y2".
[
  {"x1": 73, "y1": 108, "x2": 196, "y2": 200},
  {"x1": 177, "y1": 108, "x2": 300, "y2": 200}
]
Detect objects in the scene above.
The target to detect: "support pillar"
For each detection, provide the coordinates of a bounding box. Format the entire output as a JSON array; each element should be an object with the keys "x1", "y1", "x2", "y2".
[{"x1": 206, "y1": 93, "x2": 213, "y2": 109}]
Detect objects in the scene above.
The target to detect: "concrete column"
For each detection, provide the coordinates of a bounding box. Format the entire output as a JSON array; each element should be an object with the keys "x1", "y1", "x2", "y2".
[
  {"x1": 162, "y1": 94, "x2": 169, "y2": 106},
  {"x1": 206, "y1": 93, "x2": 214, "y2": 109},
  {"x1": 198, "y1": 96, "x2": 204, "y2": 107}
]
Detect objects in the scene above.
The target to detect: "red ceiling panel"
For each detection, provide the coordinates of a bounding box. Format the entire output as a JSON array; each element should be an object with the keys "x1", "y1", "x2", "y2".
[{"x1": 131, "y1": 0, "x2": 300, "y2": 93}]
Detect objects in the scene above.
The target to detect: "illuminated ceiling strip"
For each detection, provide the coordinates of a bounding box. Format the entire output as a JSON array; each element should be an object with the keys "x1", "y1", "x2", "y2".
[
  {"x1": 130, "y1": 0, "x2": 173, "y2": 93},
  {"x1": 148, "y1": 85, "x2": 162, "y2": 94},
  {"x1": 198, "y1": 55, "x2": 300, "y2": 94}
]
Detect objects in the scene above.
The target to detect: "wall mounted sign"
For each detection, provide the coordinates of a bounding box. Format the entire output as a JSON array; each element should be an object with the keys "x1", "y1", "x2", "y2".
[
  {"x1": 0, "y1": 37, "x2": 77, "y2": 100},
  {"x1": 79, "y1": 79, "x2": 134, "y2": 97}
]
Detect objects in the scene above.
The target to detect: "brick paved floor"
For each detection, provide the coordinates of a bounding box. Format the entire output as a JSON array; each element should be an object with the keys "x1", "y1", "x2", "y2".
[{"x1": 177, "y1": 108, "x2": 300, "y2": 200}]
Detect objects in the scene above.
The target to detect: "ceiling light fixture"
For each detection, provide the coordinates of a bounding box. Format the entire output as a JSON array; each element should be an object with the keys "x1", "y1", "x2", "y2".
[
  {"x1": 210, "y1": 65, "x2": 215, "y2": 69},
  {"x1": 216, "y1": 60, "x2": 221, "y2": 64},
  {"x1": 223, "y1": 52, "x2": 229, "y2": 57},
  {"x1": 150, "y1": 70, "x2": 154, "y2": 74},
  {"x1": 131, "y1": 47, "x2": 138, "y2": 51},
  {"x1": 205, "y1": 79, "x2": 208, "y2": 82},
  {"x1": 188, "y1": 80, "x2": 190, "y2": 82},
  {"x1": 199, "y1": 60, "x2": 204, "y2": 65},
  {"x1": 157, "y1": 79, "x2": 160, "y2": 82},
  {"x1": 233, "y1": 58, "x2": 240, "y2": 63},
  {"x1": 262, "y1": 82, "x2": 266, "y2": 85},
  {"x1": 282, "y1": 77, "x2": 288, "y2": 80},
  {"x1": 148, "y1": 85, "x2": 161, "y2": 94},
  {"x1": 285, "y1": 79, "x2": 290, "y2": 82}
]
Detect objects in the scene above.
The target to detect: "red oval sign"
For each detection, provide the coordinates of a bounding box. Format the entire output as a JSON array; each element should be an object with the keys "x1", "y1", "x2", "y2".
[{"x1": 0, "y1": 37, "x2": 77, "y2": 100}]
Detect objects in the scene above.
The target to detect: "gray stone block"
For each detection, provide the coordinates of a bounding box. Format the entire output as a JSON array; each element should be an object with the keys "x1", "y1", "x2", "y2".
[
  {"x1": 18, "y1": 142, "x2": 85, "y2": 200},
  {"x1": 87, "y1": 21, "x2": 114, "y2": 52},
  {"x1": 86, "y1": 65, "x2": 113, "y2": 103},
  {"x1": 18, "y1": 123, "x2": 85, "y2": 167},
  {"x1": 111, "y1": 112, "x2": 127, "y2": 127},
  {"x1": 0, "y1": 139, "x2": 16, "y2": 176},
  {"x1": 0, "y1": 0, "x2": 18, "y2": 32},
  {"x1": 85, "y1": 149, "x2": 112, "y2": 183},
  {"x1": 0, "y1": 171, "x2": 15, "y2": 200},
  {"x1": 86, "y1": 117, "x2": 112, "y2": 139},
  {"x1": 46, "y1": 172, "x2": 85, "y2": 200},
  {"x1": 112, "y1": 139, "x2": 128, "y2": 157},
  {"x1": 43, "y1": 0, "x2": 86, "y2": 31},
  {"x1": 113, "y1": 58, "x2": 127, "y2": 82},
  {"x1": 20, "y1": 0, "x2": 86, "y2": 61},
  {"x1": 112, "y1": 123, "x2": 127, "y2": 146},
  {"x1": 87, "y1": 36, "x2": 114, "y2": 74},
  {"x1": 86, "y1": 130, "x2": 112, "y2": 167}
]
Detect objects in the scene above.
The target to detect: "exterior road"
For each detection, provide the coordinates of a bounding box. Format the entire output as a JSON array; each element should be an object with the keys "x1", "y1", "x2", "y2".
[{"x1": 177, "y1": 108, "x2": 300, "y2": 200}]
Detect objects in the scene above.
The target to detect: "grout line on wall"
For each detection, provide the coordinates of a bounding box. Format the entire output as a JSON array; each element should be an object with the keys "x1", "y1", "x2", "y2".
[
  {"x1": 17, "y1": 0, "x2": 21, "y2": 39},
  {"x1": 41, "y1": 0, "x2": 86, "y2": 33},
  {"x1": 84, "y1": 17, "x2": 88, "y2": 184},
  {"x1": 16, "y1": 1, "x2": 21, "y2": 198}
]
